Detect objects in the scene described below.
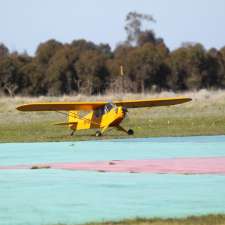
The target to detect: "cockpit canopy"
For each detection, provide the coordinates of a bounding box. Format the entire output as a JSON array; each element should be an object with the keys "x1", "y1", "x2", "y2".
[
  {"x1": 104, "y1": 102, "x2": 115, "y2": 113},
  {"x1": 95, "y1": 102, "x2": 116, "y2": 117}
]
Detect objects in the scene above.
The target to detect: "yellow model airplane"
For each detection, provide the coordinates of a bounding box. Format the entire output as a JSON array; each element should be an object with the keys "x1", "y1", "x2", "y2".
[{"x1": 17, "y1": 97, "x2": 191, "y2": 136}]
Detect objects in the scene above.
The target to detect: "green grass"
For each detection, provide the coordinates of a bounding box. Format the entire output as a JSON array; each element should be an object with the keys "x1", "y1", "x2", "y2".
[
  {"x1": 54, "y1": 214, "x2": 225, "y2": 225},
  {"x1": 1, "y1": 90, "x2": 225, "y2": 142}
]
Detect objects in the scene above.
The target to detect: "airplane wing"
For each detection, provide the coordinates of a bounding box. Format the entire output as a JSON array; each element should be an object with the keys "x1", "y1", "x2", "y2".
[
  {"x1": 16, "y1": 97, "x2": 191, "y2": 112},
  {"x1": 16, "y1": 102, "x2": 107, "y2": 111},
  {"x1": 113, "y1": 97, "x2": 192, "y2": 108}
]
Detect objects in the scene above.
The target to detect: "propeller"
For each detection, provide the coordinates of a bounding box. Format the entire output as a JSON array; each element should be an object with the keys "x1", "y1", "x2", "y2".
[
  {"x1": 122, "y1": 107, "x2": 128, "y2": 114},
  {"x1": 122, "y1": 106, "x2": 130, "y2": 122}
]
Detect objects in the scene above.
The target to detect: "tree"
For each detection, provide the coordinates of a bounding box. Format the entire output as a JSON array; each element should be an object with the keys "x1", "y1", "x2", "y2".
[
  {"x1": 125, "y1": 11, "x2": 156, "y2": 46},
  {"x1": 20, "y1": 60, "x2": 47, "y2": 95},
  {"x1": 75, "y1": 50, "x2": 109, "y2": 95},
  {"x1": 107, "y1": 44, "x2": 134, "y2": 92},
  {"x1": 0, "y1": 55, "x2": 30, "y2": 96},
  {"x1": 126, "y1": 43, "x2": 169, "y2": 92},
  {"x1": 35, "y1": 39, "x2": 63, "y2": 65},
  {"x1": 0, "y1": 10, "x2": 225, "y2": 97},
  {"x1": 45, "y1": 46, "x2": 79, "y2": 96},
  {"x1": 220, "y1": 46, "x2": 225, "y2": 61},
  {"x1": 168, "y1": 44, "x2": 208, "y2": 91},
  {"x1": 0, "y1": 43, "x2": 9, "y2": 59},
  {"x1": 205, "y1": 48, "x2": 225, "y2": 88},
  {"x1": 71, "y1": 39, "x2": 97, "y2": 53}
]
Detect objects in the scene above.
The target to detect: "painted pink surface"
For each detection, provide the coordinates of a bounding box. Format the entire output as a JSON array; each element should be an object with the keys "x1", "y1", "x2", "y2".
[{"x1": 1, "y1": 157, "x2": 225, "y2": 174}]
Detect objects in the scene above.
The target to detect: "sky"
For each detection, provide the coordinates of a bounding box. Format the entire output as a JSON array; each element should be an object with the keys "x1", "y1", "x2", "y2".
[{"x1": 1, "y1": 0, "x2": 225, "y2": 55}]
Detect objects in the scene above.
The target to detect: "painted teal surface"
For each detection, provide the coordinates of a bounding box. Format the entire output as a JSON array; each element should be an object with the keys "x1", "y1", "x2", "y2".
[{"x1": 0, "y1": 136, "x2": 225, "y2": 225}]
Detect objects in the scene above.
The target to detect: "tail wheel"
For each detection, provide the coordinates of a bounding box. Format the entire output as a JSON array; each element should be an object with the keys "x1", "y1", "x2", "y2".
[
  {"x1": 95, "y1": 131, "x2": 102, "y2": 137},
  {"x1": 127, "y1": 129, "x2": 134, "y2": 135}
]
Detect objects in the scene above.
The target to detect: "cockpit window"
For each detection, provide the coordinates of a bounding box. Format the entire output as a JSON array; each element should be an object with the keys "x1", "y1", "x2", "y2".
[
  {"x1": 95, "y1": 103, "x2": 116, "y2": 117},
  {"x1": 95, "y1": 108, "x2": 104, "y2": 118},
  {"x1": 104, "y1": 103, "x2": 114, "y2": 112}
]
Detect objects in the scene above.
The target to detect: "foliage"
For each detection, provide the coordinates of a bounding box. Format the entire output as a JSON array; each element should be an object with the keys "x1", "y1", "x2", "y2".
[
  {"x1": 125, "y1": 11, "x2": 156, "y2": 46},
  {"x1": 0, "y1": 12, "x2": 225, "y2": 96}
]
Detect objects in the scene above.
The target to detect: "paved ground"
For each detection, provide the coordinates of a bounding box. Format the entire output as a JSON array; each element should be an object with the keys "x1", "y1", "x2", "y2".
[{"x1": 1, "y1": 136, "x2": 225, "y2": 225}]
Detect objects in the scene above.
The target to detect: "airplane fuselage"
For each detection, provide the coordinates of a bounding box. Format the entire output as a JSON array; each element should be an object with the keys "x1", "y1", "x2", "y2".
[{"x1": 68, "y1": 105, "x2": 126, "y2": 131}]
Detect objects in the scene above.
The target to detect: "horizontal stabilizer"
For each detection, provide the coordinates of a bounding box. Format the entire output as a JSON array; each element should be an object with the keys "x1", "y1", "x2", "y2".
[{"x1": 54, "y1": 122, "x2": 78, "y2": 126}]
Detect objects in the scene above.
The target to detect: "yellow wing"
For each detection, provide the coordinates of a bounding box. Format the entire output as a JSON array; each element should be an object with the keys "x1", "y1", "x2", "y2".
[
  {"x1": 114, "y1": 96, "x2": 192, "y2": 108},
  {"x1": 16, "y1": 97, "x2": 191, "y2": 112},
  {"x1": 16, "y1": 102, "x2": 107, "y2": 111}
]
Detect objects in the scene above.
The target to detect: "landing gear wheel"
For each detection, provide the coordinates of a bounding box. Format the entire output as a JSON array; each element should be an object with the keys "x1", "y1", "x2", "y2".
[
  {"x1": 70, "y1": 131, "x2": 74, "y2": 136},
  {"x1": 127, "y1": 129, "x2": 134, "y2": 135},
  {"x1": 95, "y1": 131, "x2": 102, "y2": 137}
]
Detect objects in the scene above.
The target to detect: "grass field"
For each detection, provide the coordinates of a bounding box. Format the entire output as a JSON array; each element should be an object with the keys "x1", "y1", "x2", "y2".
[
  {"x1": 0, "y1": 90, "x2": 225, "y2": 142},
  {"x1": 56, "y1": 215, "x2": 225, "y2": 225}
]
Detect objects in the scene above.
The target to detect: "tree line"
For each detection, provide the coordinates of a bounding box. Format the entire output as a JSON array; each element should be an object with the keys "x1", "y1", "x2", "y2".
[{"x1": 0, "y1": 12, "x2": 225, "y2": 96}]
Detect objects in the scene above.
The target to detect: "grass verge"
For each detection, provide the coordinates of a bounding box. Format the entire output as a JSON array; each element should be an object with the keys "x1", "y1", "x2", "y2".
[
  {"x1": 0, "y1": 90, "x2": 225, "y2": 142},
  {"x1": 55, "y1": 214, "x2": 225, "y2": 225}
]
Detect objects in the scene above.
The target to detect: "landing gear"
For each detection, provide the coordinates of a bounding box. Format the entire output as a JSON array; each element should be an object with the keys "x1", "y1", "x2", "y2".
[
  {"x1": 95, "y1": 130, "x2": 102, "y2": 137},
  {"x1": 127, "y1": 129, "x2": 134, "y2": 135},
  {"x1": 117, "y1": 125, "x2": 134, "y2": 135},
  {"x1": 70, "y1": 131, "x2": 74, "y2": 136}
]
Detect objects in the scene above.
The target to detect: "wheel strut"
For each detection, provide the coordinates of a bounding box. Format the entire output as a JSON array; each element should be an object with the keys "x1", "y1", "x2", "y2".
[{"x1": 95, "y1": 130, "x2": 102, "y2": 137}]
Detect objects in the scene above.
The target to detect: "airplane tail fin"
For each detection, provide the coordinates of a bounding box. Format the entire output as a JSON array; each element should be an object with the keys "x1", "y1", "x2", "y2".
[{"x1": 54, "y1": 111, "x2": 79, "y2": 128}]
